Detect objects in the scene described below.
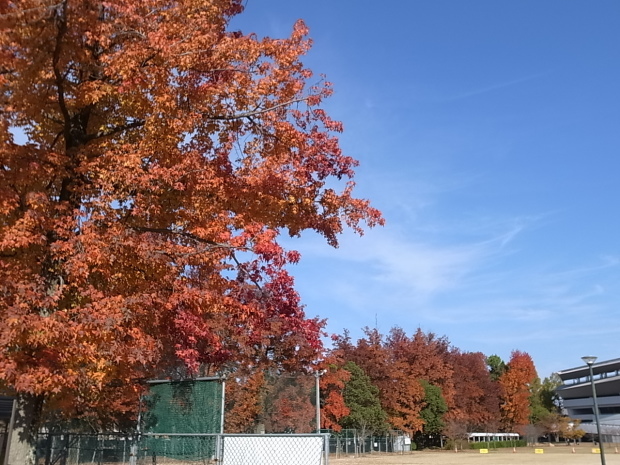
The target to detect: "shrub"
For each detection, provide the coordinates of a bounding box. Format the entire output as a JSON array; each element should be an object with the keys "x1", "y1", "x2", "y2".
[{"x1": 470, "y1": 440, "x2": 527, "y2": 449}]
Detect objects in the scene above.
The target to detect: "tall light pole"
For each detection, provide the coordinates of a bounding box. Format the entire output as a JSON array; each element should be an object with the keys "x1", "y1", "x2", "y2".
[
  {"x1": 315, "y1": 370, "x2": 325, "y2": 433},
  {"x1": 582, "y1": 356, "x2": 606, "y2": 465}
]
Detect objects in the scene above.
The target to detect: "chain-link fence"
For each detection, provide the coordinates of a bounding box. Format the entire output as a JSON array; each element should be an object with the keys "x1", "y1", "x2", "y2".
[
  {"x1": 327, "y1": 430, "x2": 411, "y2": 458},
  {"x1": 36, "y1": 433, "x2": 139, "y2": 465},
  {"x1": 35, "y1": 432, "x2": 330, "y2": 465},
  {"x1": 220, "y1": 434, "x2": 328, "y2": 465}
]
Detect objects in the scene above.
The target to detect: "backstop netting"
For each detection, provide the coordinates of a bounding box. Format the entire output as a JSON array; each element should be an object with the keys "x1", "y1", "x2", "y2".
[{"x1": 142, "y1": 377, "x2": 223, "y2": 461}]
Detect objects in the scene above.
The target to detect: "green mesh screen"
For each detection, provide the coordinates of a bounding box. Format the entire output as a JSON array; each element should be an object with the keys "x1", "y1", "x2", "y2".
[
  {"x1": 142, "y1": 379, "x2": 223, "y2": 461},
  {"x1": 143, "y1": 379, "x2": 223, "y2": 433}
]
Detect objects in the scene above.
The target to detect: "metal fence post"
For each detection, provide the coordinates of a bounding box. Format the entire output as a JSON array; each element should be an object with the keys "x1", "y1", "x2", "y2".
[{"x1": 323, "y1": 433, "x2": 329, "y2": 465}]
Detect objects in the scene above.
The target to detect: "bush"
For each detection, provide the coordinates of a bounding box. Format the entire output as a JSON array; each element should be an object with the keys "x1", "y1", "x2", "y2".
[
  {"x1": 470, "y1": 440, "x2": 527, "y2": 449},
  {"x1": 410, "y1": 442, "x2": 417, "y2": 451},
  {"x1": 443, "y1": 439, "x2": 467, "y2": 451}
]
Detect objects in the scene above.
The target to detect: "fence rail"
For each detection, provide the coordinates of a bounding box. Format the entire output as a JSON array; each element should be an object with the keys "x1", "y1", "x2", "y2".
[{"x1": 36, "y1": 433, "x2": 330, "y2": 465}]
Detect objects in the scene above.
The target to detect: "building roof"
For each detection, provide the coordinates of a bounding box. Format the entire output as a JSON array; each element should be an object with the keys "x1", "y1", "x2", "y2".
[
  {"x1": 556, "y1": 358, "x2": 620, "y2": 381},
  {"x1": 556, "y1": 377, "x2": 620, "y2": 399},
  {"x1": 555, "y1": 357, "x2": 620, "y2": 401}
]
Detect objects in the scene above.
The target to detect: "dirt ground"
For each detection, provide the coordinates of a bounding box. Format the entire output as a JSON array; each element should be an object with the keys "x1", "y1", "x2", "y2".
[{"x1": 330, "y1": 444, "x2": 620, "y2": 465}]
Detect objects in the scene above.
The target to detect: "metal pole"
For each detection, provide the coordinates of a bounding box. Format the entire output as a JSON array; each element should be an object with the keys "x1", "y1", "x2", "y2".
[
  {"x1": 2, "y1": 399, "x2": 16, "y2": 465},
  {"x1": 583, "y1": 356, "x2": 606, "y2": 465},
  {"x1": 216, "y1": 377, "x2": 226, "y2": 463},
  {"x1": 220, "y1": 378, "x2": 226, "y2": 434},
  {"x1": 315, "y1": 372, "x2": 321, "y2": 433}
]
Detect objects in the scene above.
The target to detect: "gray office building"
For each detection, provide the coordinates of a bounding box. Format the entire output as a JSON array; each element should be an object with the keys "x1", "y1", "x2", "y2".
[{"x1": 556, "y1": 358, "x2": 620, "y2": 441}]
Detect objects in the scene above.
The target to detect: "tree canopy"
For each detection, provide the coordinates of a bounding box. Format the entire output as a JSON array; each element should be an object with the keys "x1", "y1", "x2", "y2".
[
  {"x1": 0, "y1": 1, "x2": 382, "y2": 460},
  {"x1": 499, "y1": 350, "x2": 538, "y2": 432},
  {"x1": 419, "y1": 380, "x2": 447, "y2": 435}
]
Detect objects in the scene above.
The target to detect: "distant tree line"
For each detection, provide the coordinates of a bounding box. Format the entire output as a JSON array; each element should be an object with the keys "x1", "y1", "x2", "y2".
[{"x1": 225, "y1": 326, "x2": 581, "y2": 449}]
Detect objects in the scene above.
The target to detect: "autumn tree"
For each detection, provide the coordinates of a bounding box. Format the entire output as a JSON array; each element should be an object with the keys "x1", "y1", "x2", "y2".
[
  {"x1": 562, "y1": 418, "x2": 585, "y2": 444},
  {"x1": 360, "y1": 328, "x2": 425, "y2": 434},
  {"x1": 0, "y1": 0, "x2": 382, "y2": 462},
  {"x1": 499, "y1": 351, "x2": 537, "y2": 433},
  {"x1": 335, "y1": 327, "x2": 455, "y2": 435},
  {"x1": 448, "y1": 350, "x2": 500, "y2": 432},
  {"x1": 389, "y1": 328, "x2": 456, "y2": 412},
  {"x1": 263, "y1": 373, "x2": 315, "y2": 433},
  {"x1": 224, "y1": 370, "x2": 265, "y2": 433},
  {"x1": 538, "y1": 412, "x2": 582, "y2": 443},
  {"x1": 318, "y1": 353, "x2": 350, "y2": 432}
]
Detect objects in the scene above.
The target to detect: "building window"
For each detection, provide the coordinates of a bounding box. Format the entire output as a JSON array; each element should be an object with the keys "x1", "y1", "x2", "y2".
[
  {"x1": 572, "y1": 408, "x2": 594, "y2": 415},
  {"x1": 599, "y1": 406, "x2": 620, "y2": 414}
]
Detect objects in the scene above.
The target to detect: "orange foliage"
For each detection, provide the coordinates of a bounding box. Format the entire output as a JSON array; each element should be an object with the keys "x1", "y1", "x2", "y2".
[
  {"x1": 0, "y1": 0, "x2": 382, "y2": 427},
  {"x1": 318, "y1": 353, "x2": 350, "y2": 432},
  {"x1": 224, "y1": 371, "x2": 264, "y2": 433},
  {"x1": 499, "y1": 350, "x2": 537, "y2": 431},
  {"x1": 263, "y1": 374, "x2": 315, "y2": 433},
  {"x1": 335, "y1": 327, "x2": 456, "y2": 435}
]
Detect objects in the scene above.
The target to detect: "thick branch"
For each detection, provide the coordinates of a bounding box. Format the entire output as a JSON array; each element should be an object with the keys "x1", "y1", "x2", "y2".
[
  {"x1": 132, "y1": 226, "x2": 230, "y2": 248},
  {"x1": 51, "y1": 0, "x2": 70, "y2": 127},
  {"x1": 84, "y1": 119, "x2": 145, "y2": 143}
]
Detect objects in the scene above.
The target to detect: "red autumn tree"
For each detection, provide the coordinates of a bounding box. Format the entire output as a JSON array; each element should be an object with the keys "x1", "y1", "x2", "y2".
[
  {"x1": 447, "y1": 350, "x2": 500, "y2": 431},
  {"x1": 499, "y1": 350, "x2": 538, "y2": 432},
  {"x1": 318, "y1": 352, "x2": 350, "y2": 432},
  {"x1": 0, "y1": 0, "x2": 382, "y2": 461},
  {"x1": 263, "y1": 374, "x2": 315, "y2": 433},
  {"x1": 335, "y1": 328, "x2": 427, "y2": 434},
  {"x1": 224, "y1": 370, "x2": 265, "y2": 433},
  {"x1": 388, "y1": 328, "x2": 456, "y2": 410}
]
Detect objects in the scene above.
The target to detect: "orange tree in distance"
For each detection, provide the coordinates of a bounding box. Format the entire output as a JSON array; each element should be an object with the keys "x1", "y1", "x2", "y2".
[
  {"x1": 499, "y1": 350, "x2": 538, "y2": 433},
  {"x1": 0, "y1": 0, "x2": 383, "y2": 461}
]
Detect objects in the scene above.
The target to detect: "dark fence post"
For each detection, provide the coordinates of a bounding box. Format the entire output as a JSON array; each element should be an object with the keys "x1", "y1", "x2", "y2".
[
  {"x1": 44, "y1": 433, "x2": 53, "y2": 465},
  {"x1": 60, "y1": 433, "x2": 69, "y2": 465}
]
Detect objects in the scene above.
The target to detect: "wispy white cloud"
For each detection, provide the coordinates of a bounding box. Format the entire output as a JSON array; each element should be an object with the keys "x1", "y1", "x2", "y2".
[{"x1": 441, "y1": 72, "x2": 549, "y2": 101}]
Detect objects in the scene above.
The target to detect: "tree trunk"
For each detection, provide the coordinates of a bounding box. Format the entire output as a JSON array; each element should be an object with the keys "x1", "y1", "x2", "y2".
[{"x1": 6, "y1": 394, "x2": 43, "y2": 465}]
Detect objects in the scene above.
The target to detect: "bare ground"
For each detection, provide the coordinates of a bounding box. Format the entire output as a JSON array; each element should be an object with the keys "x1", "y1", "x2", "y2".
[{"x1": 330, "y1": 444, "x2": 620, "y2": 465}]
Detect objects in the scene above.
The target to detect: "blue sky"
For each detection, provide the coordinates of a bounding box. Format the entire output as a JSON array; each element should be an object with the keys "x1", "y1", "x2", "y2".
[{"x1": 233, "y1": 1, "x2": 620, "y2": 378}]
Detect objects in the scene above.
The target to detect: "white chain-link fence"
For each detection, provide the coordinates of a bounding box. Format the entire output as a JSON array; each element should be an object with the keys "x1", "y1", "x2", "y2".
[{"x1": 36, "y1": 432, "x2": 330, "y2": 465}]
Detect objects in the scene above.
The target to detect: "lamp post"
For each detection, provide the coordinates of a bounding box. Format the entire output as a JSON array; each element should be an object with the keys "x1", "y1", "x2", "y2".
[
  {"x1": 314, "y1": 370, "x2": 325, "y2": 433},
  {"x1": 582, "y1": 356, "x2": 606, "y2": 465}
]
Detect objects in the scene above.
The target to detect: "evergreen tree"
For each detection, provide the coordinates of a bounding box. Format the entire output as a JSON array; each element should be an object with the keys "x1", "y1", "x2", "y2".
[
  {"x1": 417, "y1": 380, "x2": 448, "y2": 448},
  {"x1": 487, "y1": 355, "x2": 507, "y2": 382},
  {"x1": 341, "y1": 362, "x2": 388, "y2": 445}
]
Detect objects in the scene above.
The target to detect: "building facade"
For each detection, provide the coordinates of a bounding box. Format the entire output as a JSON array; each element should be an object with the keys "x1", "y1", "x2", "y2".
[{"x1": 556, "y1": 358, "x2": 620, "y2": 441}]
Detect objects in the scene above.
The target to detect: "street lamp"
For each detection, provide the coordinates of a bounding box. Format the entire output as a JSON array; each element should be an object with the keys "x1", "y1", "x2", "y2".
[
  {"x1": 314, "y1": 370, "x2": 326, "y2": 433},
  {"x1": 582, "y1": 356, "x2": 606, "y2": 465}
]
